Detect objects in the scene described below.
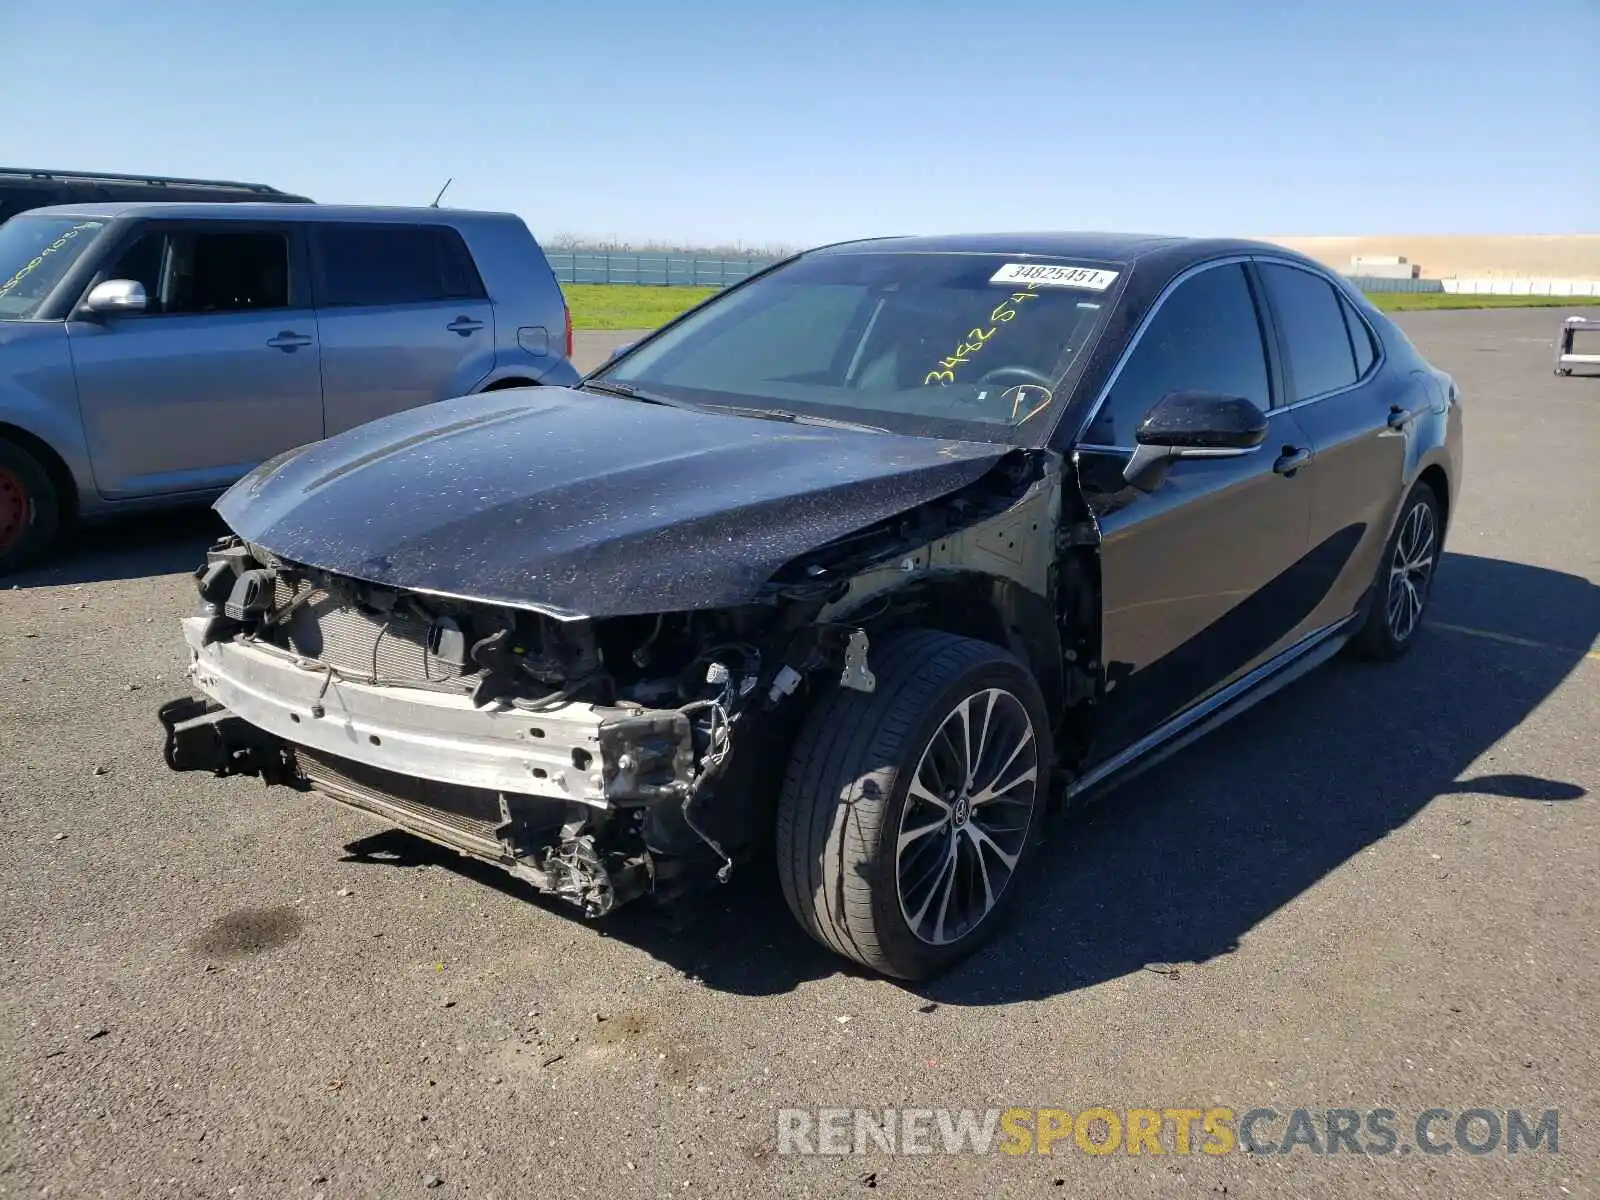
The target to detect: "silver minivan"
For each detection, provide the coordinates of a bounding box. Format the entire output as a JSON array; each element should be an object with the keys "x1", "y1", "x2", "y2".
[{"x1": 0, "y1": 202, "x2": 579, "y2": 571}]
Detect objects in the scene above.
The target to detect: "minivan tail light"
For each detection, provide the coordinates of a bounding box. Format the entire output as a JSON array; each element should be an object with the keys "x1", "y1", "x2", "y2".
[{"x1": 563, "y1": 302, "x2": 573, "y2": 360}]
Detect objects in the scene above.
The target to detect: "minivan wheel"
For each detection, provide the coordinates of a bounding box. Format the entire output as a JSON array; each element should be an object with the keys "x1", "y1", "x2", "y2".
[
  {"x1": 1351, "y1": 481, "x2": 1442, "y2": 661},
  {"x1": 776, "y1": 630, "x2": 1051, "y2": 980},
  {"x1": 0, "y1": 439, "x2": 60, "y2": 575}
]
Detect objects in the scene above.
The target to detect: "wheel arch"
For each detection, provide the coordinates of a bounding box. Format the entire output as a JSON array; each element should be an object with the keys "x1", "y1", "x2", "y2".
[
  {"x1": 0, "y1": 421, "x2": 79, "y2": 526},
  {"x1": 479, "y1": 376, "x2": 538, "y2": 392},
  {"x1": 840, "y1": 571, "x2": 1066, "y2": 721},
  {"x1": 1417, "y1": 461, "x2": 1450, "y2": 532}
]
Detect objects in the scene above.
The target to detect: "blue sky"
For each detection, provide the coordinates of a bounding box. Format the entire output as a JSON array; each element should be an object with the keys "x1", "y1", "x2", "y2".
[{"x1": 2, "y1": 1, "x2": 1594, "y2": 246}]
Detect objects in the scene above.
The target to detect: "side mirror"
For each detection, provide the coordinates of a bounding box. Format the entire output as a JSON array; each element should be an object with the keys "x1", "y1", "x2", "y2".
[
  {"x1": 1122, "y1": 391, "x2": 1267, "y2": 492},
  {"x1": 605, "y1": 341, "x2": 635, "y2": 363},
  {"x1": 82, "y1": 279, "x2": 148, "y2": 316}
]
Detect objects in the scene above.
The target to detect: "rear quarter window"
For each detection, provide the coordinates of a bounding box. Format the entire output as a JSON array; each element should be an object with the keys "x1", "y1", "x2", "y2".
[{"x1": 1340, "y1": 293, "x2": 1377, "y2": 377}]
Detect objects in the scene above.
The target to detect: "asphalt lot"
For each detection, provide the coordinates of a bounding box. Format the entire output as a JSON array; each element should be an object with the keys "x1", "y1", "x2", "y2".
[
  {"x1": 572, "y1": 329, "x2": 632, "y2": 374},
  {"x1": 2, "y1": 309, "x2": 1596, "y2": 1200}
]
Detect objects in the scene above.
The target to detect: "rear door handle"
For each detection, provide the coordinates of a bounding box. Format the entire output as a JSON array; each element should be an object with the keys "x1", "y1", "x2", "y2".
[
  {"x1": 1273, "y1": 446, "x2": 1313, "y2": 476},
  {"x1": 266, "y1": 330, "x2": 313, "y2": 352},
  {"x1": 447, "y1": 316, "x2": 484, "y2": 336}
]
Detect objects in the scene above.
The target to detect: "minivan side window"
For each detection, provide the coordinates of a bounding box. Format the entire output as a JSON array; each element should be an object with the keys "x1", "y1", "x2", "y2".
[
  {"x1": 317, "y1": 225, "x2": 486, "y2": 307},
  {"x1": 1259, "y1": 263, "x2": 1358, "y2": 401},
  {"x1": 438, "y1": 230, "x2": 487, "y2": 300},
  {"x1": 103, "y1": 229, "x2": 291, "y2": 315},
  {"x1": 104, "y1": 232, "x2": 168, "y2": 306},
  {"x1": 1080, "y1": 263, "x2": 1271, "y2": 447}
]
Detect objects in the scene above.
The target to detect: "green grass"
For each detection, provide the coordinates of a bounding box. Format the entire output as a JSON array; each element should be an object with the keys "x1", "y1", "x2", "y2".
[
  {"x1": 563, "y1": 283, "x2": 717, "y2": 330},
  {"x1": 1364, "y1": 292, "x2": 1600, "y2": 312},
  {"x1": 562, "y1": 280, "x2": 1600, "y2": 328}
]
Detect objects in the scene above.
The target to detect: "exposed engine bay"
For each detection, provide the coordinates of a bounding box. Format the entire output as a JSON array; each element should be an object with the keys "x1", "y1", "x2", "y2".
[{"x1": 160, "y1": 447, "x2": 1095, "y2": 919}]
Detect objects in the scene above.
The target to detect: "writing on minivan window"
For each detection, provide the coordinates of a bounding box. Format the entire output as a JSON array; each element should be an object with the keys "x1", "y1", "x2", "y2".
[
  {"x1": 0, "y1": 222, "x2": 99, "y2": 300},
  {"x1": 922, "y1": 284, "x2": 1040, "y2": 385}
]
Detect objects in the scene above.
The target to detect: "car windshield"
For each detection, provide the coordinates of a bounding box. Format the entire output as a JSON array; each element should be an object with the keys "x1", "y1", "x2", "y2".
[
  {"x1": 0, "y1": 216, "x2": 106, "y2": 320},
  {"x1": 595, "y1": 250, "x2": 1124, "y2": 445}
]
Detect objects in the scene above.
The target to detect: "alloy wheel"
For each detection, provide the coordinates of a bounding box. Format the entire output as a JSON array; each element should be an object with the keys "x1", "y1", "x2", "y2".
[
  {"x1": 895, "y1": 688, "x2": 1039, "y2": 946},
  {"x1": 0, "y1": 467, "x2": 28, "y2": 554},
  {"x1": 1387, "y1": 499, "x2": 1437, "y2": 643}
]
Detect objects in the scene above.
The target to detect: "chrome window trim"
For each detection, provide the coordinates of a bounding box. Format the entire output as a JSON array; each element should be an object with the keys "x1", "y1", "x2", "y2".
[
  {"x1": 1250, "y1": 255, "x2": 1387, "y2": 412},
  {"x1": 1071, "y1": 254, "x2": 1392, "y2": 447},
  {"x1": 1069, "y1": 254, "x2": 1258, "y2": 448}
]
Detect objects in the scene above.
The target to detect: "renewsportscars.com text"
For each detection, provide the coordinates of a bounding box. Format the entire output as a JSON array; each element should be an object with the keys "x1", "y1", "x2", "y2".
[{"x1": 777, "y1": 1106, "x2": 1559, "y2": 1157}]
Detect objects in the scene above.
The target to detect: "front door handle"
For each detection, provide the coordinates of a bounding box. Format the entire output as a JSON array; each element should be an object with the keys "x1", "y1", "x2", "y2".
[
  {"x1": 1273, "y1": 446, "x2": 1313, "y2": 476},
  {"x1": 447, "y1": 316, "x2": 484, "y2": 336},
  {"x1": 266, "y1": 330, "x2": 313, "y2": 352}
]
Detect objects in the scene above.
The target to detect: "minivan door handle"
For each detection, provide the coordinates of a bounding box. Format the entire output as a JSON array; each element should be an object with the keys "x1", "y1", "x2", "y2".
[
  {"x1": 266, "y1": 330, "x2": 313, "y2": 352},
  {"x1": 1273, "y1": 446, "x2": 1313, "y2": 476},
  {"x1": 446, "y1": 316, "x2": 484, "y2": 336}
]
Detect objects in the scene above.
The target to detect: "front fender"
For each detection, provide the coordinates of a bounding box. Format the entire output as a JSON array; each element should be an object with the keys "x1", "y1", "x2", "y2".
[{"x1": 0, "y1": 321, "x2": 97, "y2": 509}]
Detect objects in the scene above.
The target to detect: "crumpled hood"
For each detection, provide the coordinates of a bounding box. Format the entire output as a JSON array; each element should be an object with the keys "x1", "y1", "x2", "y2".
[{"x1": 217, "y1": 388, "x2": 1009, "y2": 617}]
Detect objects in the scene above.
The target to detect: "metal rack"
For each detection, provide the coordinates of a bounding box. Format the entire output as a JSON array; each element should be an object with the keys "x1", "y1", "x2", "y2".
[{"x1": 1555, "y1": 316, "x2": 1600, "y2": 376}]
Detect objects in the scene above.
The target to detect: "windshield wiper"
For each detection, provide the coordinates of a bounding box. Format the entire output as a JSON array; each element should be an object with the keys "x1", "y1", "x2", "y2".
[
  {"x1": 580, "y1": 383, "x2": 889, "y2": 433},
  {"x1": 576, "y1": 379, "x2": 693, "y2": 409},
  {"x1": 703, "y1": 405, "x2": 890, "y2": 434}
]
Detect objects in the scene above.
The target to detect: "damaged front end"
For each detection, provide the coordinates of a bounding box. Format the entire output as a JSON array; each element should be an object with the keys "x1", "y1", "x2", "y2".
[
  {"x1": 160, "y1": 538, "x2": 882, "y2": 916},
  {"x1": 159, "y1": 431, "x2": 1095, "y2": 922}
]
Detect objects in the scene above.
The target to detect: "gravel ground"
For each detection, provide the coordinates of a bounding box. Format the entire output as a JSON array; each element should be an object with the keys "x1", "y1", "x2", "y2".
[{"x1": 2, "y1": 309, "x2": 1595, "y2": 1200}]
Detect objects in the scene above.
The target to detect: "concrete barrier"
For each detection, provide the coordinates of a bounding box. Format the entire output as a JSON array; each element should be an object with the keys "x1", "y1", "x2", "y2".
[{"x1": 1443, "y1": 278, "x2": 1600, "y2": 297}]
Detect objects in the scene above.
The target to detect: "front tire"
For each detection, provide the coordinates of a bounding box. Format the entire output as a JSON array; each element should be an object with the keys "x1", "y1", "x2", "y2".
[
  {"x1": 1350, "y1": 481, "x2": 1442, "y2": 661},
  {"x1": 0, "y1": 439, "x2": 62, "y2": 575},
  {"x1": 776, "y1": 630, "x2": 1051, "y2": 980}
]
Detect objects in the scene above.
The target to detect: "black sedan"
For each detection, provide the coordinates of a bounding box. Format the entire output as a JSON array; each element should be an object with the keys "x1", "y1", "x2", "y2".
[{"x1": 162, "y1": 233, "x2": 1463, "y2": 980}]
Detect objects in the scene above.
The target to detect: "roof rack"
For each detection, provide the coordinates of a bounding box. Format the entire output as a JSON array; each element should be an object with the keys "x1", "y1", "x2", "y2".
[{"x1": 0, "y1": 167, "x2": 294, "y2": 196}]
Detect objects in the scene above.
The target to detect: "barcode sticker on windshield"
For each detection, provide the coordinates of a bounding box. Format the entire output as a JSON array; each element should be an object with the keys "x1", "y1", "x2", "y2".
[{"x1": 990, "y1": 263, "x2": 1119, "y2": 290}]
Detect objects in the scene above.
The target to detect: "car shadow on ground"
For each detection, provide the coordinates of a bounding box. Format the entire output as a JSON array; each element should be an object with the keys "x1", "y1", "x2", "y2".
[
  {"x1": 339, "y1": 551, "x2": 1595, "y2": 1002},
  {"x1": 7, "y1": 508, "x2": 225, "y2": 588}
]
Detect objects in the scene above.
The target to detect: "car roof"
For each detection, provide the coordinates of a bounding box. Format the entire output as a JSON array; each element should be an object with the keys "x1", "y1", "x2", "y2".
[
  {"x1": 812, "y1": 231, "x2": 1301, "y2": 268},
  {"x1": 13, "y1": 202, "x2": 518, "y2": 224}
]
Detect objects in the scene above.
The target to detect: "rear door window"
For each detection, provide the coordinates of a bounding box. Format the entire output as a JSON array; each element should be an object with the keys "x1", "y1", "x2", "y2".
[
  {"x1": 438, "y1": 228, "x2": 487, "y2": 299},
  {"x1": 316, "y1": 224, "x2": 482, "y2": 306},
  {"x1": 1260, "y1": 263, "x2": 1359, "y2": 401}
]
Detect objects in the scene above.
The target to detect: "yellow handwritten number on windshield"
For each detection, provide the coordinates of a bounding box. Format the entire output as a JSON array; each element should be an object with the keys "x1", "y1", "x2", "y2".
[
  {"x1": 921, "y1": 287, "x2": 1040, "y2": 387},
  {"x1": 0, "y1": 222, "x2": 99, "y2": 300}
]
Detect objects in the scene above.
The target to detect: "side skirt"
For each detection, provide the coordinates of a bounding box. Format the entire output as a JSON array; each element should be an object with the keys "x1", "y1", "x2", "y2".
[{"x1": 1066, "y1": 614, "x2": 1359, "y2": 806}]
